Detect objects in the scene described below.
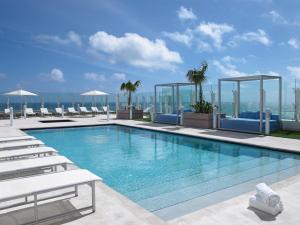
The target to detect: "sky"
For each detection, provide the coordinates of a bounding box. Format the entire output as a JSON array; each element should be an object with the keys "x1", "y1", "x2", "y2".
[{"x1": 0, "y1": 0, "x2": 300, "y2": 93}]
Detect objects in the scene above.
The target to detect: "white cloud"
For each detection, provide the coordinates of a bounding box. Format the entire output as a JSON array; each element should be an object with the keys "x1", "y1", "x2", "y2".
[
  {"x1": 196, "y1": 22, "x2": 234, "y2": 49},
  {"x1": 35, "y1": 31, "x2": 82, "y2": 47},
  {"x1": 267, "y1": 10, "x2": 300, "y2": 26},
  {"x1": 213, "y1": 60, "x2": 248, "y2": 77},
  {"x1": 89, "y1": 31, "x2": 182, "y2": 70},
  {"x1": 222, "y1": 56, "x2": 247, "y2": 64},
  {"x1": 177, "y1": 6, "x2": 197, "y2": 21},
  {"x1": 84, "y1": 72, "x2": 106, "y2": 82},
  {"x1": 163, "y1": 29, "x2": 193, "y2": 46},
  {"x1": 196, "y1": 40, "x2": 212, "y2": 52},
  {"x1": 0, "y1": 73, "x2": 7, "y2": 79},
  {"x1": 213, "y1": 59, "x2": 277, "y2": 77},
  {"x1": 268, "y1": 10, "x2": 288, "y2": 24},
  {"x1": 288, "y1": 38, "x2": 300, "y2": 49},
  {"x1": 231, "y1": 29, "x2": 271, "y2": 46},
  {"x1": 287, "y1": 66, "x2": 300, "y2": 78},
  {"x1": 113, "y1": 73, "x2": 126, "y2": 81},
  {"x1": 42, "y1": 68, "x2": 65, "y2": 82}
]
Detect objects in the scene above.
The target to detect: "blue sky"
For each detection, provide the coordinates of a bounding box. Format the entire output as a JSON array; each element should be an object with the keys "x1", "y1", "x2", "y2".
[{"x1": 0, "y1": 0, "x2": 300, "y2": 93}]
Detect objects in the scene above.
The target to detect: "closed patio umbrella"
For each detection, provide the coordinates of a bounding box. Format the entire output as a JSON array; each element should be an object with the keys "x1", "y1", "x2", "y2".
[{"x1": 3, "y1": 89, "x2": 38, "y2": 117}]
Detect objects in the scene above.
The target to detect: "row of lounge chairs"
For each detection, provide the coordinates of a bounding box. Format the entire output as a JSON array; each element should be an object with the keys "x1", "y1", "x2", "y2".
[
  {"x1": 3, "y1": 106, "x2": 114, "y2": 117},
  {"x1": 0, "y1": 135, "x2": 101, "y2": 223}
]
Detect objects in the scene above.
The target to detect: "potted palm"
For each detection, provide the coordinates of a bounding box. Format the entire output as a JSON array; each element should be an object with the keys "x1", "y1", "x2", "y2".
[
  {"x1": 117, "y1": 80, "x2": 143, "y2": 119},
  {"x1": 183, "y1": 61, "x2": 214, "y2": 128}
]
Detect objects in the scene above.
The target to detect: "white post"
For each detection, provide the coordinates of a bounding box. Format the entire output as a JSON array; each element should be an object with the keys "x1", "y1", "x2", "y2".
[
  {"x1": 265, "y1": 109, "x2": 271, "y2": 135},
  {"x1": 107, "y1": 105, "x2": 110, "y2": 121},
  {"x1": 62, "y1": 105, "x2": 64, "y2": 118},
  {"x1": 180, "y1": 106, "x2": 184, "y2": 125},
  {"x1": 116, "y1": 94, "x2": 119, "y2": 112},
  {"x1": 213, "y1": 105, "x2": 218, "y2": 129},
  {"x1": 295, "y1": 88, "x2": 300, "y2": 122},
  {"x1": 263, "y1": 89, "x2": 266, "y2": 113},
  {"x1": 211, "y1": 91, "x2": 216, "y2": 106},
  {"x1": 232, "y1": 90, "x2": 238, "y2": 118},
  {"x1": 150, "y1": 106, "x2": 154, "y2": 122},
  {"x1": 10, "y1": 107, "x2": 13, "y2": 127},
  {"x1": 24, "y1": 105, "x2": 27, "y2": 119},
  {"x1": 164, "y1": 96, "x2": 168, "y2": 113},
  {"x1": 129, "y1": 105, "x2": 133, "y2": 120}
]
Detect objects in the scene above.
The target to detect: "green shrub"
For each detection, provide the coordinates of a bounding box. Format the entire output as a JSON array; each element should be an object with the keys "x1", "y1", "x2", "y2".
[{"x1": 192, "y1": 101, "x2": 213, "y2": 114}]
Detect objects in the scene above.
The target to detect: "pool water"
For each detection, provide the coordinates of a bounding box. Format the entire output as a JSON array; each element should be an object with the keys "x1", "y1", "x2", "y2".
[{"x1": 27, "y1": 125, "x2": 300, "y2": 219}]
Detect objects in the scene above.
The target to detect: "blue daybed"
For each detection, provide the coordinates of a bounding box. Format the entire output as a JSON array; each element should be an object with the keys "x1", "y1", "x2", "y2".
[
  {"x1": 154, "y1": 110, "x2": 192, "y2": 125},
  {"x1": 220, "y1": 111, "x2": 280, "y2": 133}
]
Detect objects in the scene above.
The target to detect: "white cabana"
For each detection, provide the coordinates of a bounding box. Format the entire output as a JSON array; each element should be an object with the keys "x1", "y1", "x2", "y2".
[
  {"x1": 80, "y1": 90, "x2": 108, "y2": 107},
  {"x1": 3, "y1": 89, "x2": 38, "y2": 116}
]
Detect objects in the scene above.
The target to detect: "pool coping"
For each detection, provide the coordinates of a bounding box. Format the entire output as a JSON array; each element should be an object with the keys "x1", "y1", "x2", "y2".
[{"x1": 2, "y1": 117, "x2": 300, "y2": 225}]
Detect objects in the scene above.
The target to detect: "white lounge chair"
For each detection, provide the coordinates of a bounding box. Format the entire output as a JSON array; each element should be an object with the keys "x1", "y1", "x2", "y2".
[
  {"x1": 4, "y1": 108, "x2": 10, "y2": 116},
  {"x1": 0, "y1": 135, "x2": 36, "y2": 143},
  {"x1": 0, "y1": 155, "x2": 72, "y2": 178},
  {"x1": 102, "y1": 106, "x2": 115, "y2": 113},
  {"x1": 0, "y1": 169, "x2": 101, "y2": 223},
  {"x1": 68, "y1": 107, "x2": 79, "y2": 115},
  {"x1": 0, "y1": 146, "x2": 57, "y2": 161},
  {"x1": 0, "y1": 140, "x2": 44, "y2": 150},
  {"x1": 25, "y1": 108, "x2": 36, "y2": 116},
  {"x1": 55, "y1": 107, "x2": 65, "y2": 116},
  {"x1": 79, "y1": 106, "x2": 91, "y2": 114},
  {"x1": 40, "y1": 107, "x2": 52, "y2": 116}
]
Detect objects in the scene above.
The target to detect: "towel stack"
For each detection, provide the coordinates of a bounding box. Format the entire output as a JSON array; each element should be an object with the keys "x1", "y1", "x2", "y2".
[{"x1": 249, "y1": 183, "x2": 283, "y2": 216}]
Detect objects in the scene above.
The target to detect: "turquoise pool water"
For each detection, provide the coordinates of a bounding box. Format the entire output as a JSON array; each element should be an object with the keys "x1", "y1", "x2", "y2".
[{"x1": 27, "y1": 125, "x2": 300, "y2": 219}]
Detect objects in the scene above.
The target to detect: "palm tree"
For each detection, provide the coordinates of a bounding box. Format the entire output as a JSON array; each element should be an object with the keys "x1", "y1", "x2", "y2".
[
  {"x1": 120, "y1": 80, "x2": 141, "y2": 108},
  {"x1": 186, "y1": 61, "x2": 208, "y2": 103}
]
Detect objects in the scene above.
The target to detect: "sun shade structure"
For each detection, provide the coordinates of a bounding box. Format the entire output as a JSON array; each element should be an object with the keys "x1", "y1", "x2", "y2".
[
  {"x1": 154, "y1": 83, "x2": 196, "y2": 125},
  {"x1": 3, "y1": 89, "x2": 38, "y2": 116},
  {"x1": 218, "y1": 75, "x2": 282, "y2": 134},
  {"x1": 81, "y1": 90, "x2": 109, "y2": 107}
]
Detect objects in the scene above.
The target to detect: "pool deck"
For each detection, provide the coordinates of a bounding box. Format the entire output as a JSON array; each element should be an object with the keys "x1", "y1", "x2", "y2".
[{"x1": 0, "y1": 115, "x2": 300, "y2": 225}]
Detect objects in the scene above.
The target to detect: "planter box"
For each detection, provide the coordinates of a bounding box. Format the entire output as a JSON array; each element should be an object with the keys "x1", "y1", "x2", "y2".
[
  {"x1": 116, "y1": 109, "x2": 143, "y2": 120},
  {"x1": 183, "y1": 112, "x2": 213, "y2": 129}
]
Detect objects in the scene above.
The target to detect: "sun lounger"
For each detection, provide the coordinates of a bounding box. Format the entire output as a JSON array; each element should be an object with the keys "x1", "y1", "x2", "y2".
[
  {"x1": 102, "y1": 106, "x2": 115, "y2": 113},
  {"x1": 0, "y1": 135, "x2": 36, "y2": 143},
  {"x1": 79, "y1": 107, "x2": 91, "y2": 114},
  {"x1": 40, "y1": 107, "x2": 52, "y2": 116},
  {"x1": 55, "y1": 107, "x2": 65, "y2": 116},
  {"x1": 0, "y1": 140, "x2": 44, "y2": 150},
  {"x1": 25, "y1": 108, "x2": 36, "y2": 116},
  {"x1": 0, "y1": 146, "x2": 57, "y2": 160},
  {"x1": 0, "y1": 169, "x2": 101, "y2": 223},
  {"x1": 68, "y1": 107, "x2": 79, "y2": 115},
  {"x1": 91, "y1": 106, "x2": 102, "y2": 114},
  {"x1": 0, "y1": 155, "x2": 72, "y2": 178}
]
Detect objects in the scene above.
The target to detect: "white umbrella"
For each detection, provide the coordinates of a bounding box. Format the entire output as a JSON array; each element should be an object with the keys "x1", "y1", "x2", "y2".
[
  {"x1": 81, "y1": 90, "x2": 108, "y2": 107},
  {"x1": 3, "y1": 89, "x2": 38, "y2": 116}
]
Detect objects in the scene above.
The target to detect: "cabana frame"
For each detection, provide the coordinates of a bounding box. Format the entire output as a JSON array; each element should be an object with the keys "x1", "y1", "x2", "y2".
[
  {"x1": 218, "y1": 75, "x2": 282, "y2": 134},
  {"x1": 154, "y1": 83, "x2": 195, "y2": 125}
]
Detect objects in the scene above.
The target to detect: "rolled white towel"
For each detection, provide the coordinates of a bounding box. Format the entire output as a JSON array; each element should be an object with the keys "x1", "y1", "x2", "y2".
[
  {"x1": 249, "y1": 194, "x2": 283, "y2": 216},
  {"x1": 255, "y1": 183, "x2": 280, "y2": 207}
]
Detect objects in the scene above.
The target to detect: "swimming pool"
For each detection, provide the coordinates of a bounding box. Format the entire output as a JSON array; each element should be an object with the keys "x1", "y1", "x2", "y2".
[{"x1": 26, "y1": 125, "x2": 300, "y2": 220}]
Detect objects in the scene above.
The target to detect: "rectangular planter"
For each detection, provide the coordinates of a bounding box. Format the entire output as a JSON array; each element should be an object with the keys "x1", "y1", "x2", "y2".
[
  {"x1": 116, "y1": 110, "x2": 143, "y2": 120},
  {"x1": 183, "y1": 112, "x2": 213, "y2": 129}
]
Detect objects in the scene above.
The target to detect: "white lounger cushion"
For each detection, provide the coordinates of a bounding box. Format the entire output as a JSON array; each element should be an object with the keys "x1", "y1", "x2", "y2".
[
  {"x1": 55, "y1": 108, "x2": 63, "y2": 114},
  {"x1": 80, "y1": 107, "x2": 90, "y2": 113},
  {"x1": 25, "y1": 108, "x2": 35, "y2": 115},
  {"x1": 0, "y1": 146, "x2": 57, "y2": 160},
  {"x1": 0, "y1": 140, "x2": 44, "y2": 150},
  {"x1": 0, "y1": 135, "x2": 36, "y2": 143},
  {"x1": 0, "y1": 169, "x2": 101, "y2": 201},
  {"x1": 41, "y1": 108, "x2": 51, "y2": 114},
  {"x1": 0, "y1": 155, "x2": 72, "y2": 175}
]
